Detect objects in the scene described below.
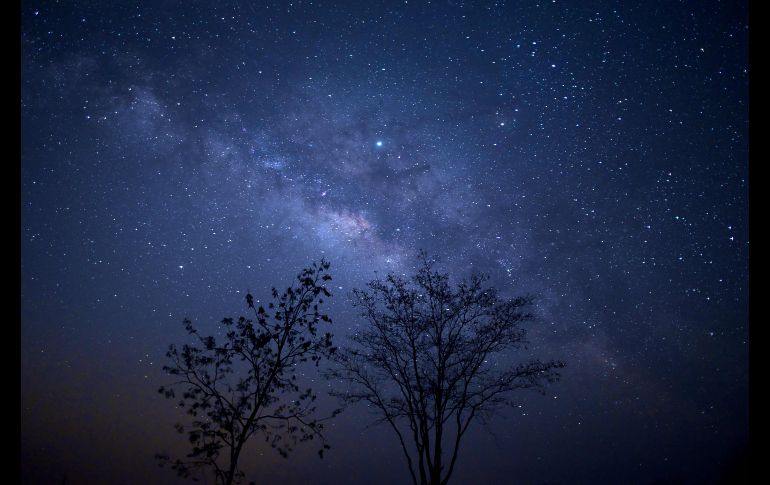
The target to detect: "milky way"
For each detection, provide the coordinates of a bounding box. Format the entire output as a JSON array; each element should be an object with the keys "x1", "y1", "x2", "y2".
[{"x1": 22, "y1": 2, "x2": 748, "y2": 484}]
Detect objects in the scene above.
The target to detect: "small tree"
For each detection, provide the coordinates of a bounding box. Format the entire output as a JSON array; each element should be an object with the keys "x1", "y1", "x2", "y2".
[
  {"x1": 329, "y1": 253, "x2": 565, "y2": 485},
  {"x1": 157, "y1": 260, "x2": 337, "y2": 485}
]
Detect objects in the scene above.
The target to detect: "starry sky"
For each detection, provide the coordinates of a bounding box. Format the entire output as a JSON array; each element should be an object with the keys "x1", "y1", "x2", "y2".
[{"x1": 21, "y1": 1, "x2": 749, "y2": 484}]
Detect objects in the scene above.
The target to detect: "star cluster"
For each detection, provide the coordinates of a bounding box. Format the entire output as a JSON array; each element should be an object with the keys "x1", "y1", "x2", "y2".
[{"x1": 21, "y1": 1, "x2": 748, "y2": 484}]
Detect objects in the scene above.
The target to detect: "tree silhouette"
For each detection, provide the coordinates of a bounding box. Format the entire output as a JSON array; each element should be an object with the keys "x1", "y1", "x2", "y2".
[
  {"x1": 328, "y1": 253, "x2": 565, "y2": 485},
  {"x1": 157, "y1": 260, "x2": 338, "y2": 485}
]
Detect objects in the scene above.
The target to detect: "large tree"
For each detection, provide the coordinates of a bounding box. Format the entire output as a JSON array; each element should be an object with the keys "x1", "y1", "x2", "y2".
[
  {"x1": 329, "y1": 254, "x2": 565, "y2": 485},
  {"x1": 157, "y1": 260, "x2": 338, "y2": 485}
]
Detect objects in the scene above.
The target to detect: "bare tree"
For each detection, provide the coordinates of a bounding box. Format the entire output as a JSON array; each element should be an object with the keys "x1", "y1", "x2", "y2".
[
  {"x1": 157, "y1": 260, "x2": 338, "y2": 485},
  {"x1": 328, "y1": 253, "x2": 565, "y2": 485}
]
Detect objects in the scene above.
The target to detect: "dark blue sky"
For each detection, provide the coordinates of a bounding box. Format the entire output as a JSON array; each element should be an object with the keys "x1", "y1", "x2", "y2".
[{"x1": 21, "y1": 1, "x2": 748, "y2": 483}]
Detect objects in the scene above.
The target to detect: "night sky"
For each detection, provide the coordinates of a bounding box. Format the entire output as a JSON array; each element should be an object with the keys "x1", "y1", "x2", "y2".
[{"x1": 21, "y1": 1, "x2": 749, "y2": 484}]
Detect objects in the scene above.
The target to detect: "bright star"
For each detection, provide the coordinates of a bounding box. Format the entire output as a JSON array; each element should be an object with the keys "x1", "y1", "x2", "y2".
[{"x1": 376, "y1": 141, "x2": 383, "y2": 147}]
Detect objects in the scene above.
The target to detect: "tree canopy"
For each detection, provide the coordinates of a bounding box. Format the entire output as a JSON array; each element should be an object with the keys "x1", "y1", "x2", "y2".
[
  {"x1": 329, "y1": 254, "x2": 565, "y2": 485},
  {"x1": 157, "y1": 259, "x2": 338, "y2": 485}
]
